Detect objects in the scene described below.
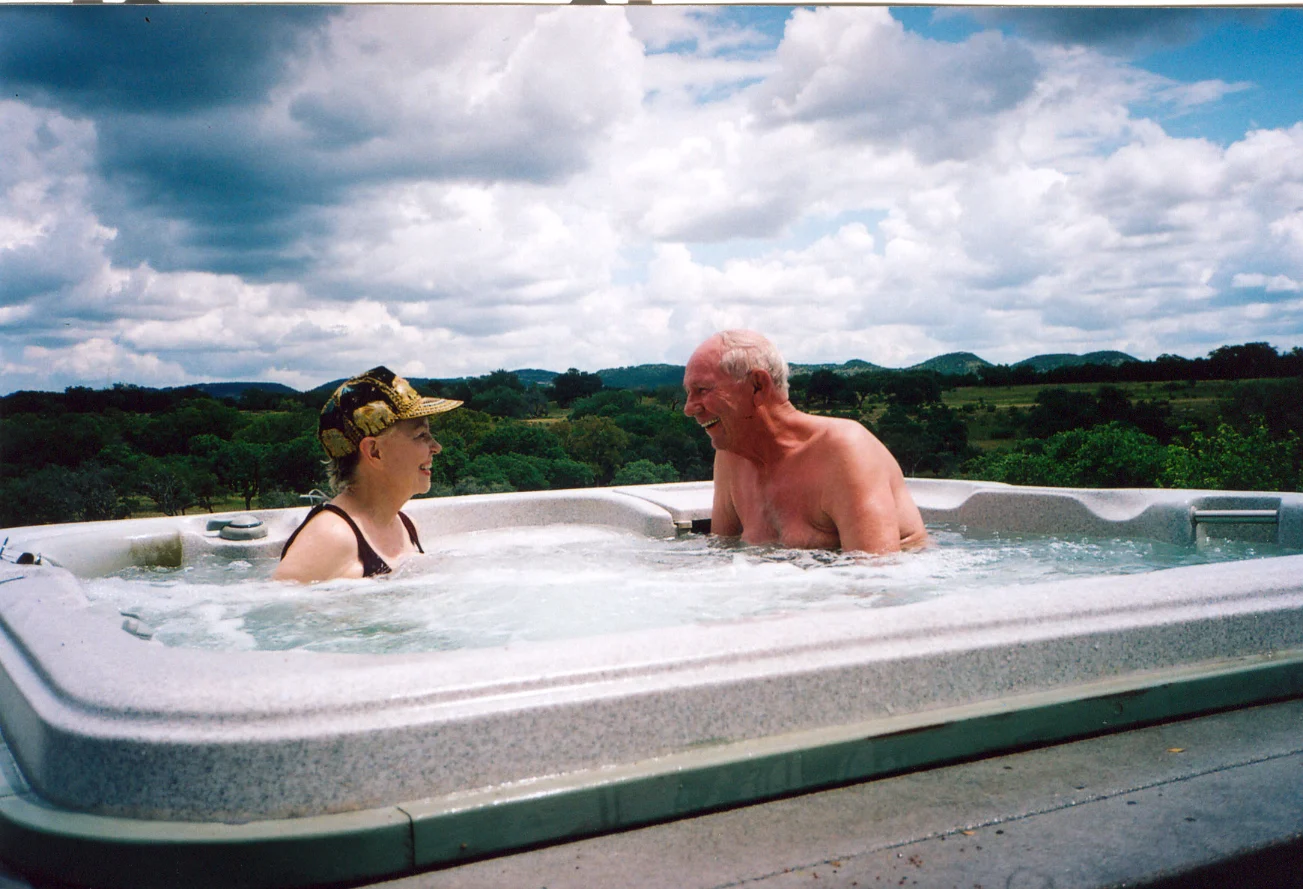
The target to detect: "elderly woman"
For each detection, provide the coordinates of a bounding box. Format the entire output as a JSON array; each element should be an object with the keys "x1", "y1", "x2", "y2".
[{"x1": 274, "y1": 367, "x2": 461, "y2": 583}]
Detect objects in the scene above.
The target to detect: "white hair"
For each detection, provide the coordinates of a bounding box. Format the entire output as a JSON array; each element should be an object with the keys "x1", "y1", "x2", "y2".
[{"x1": 715, "y1": 329, "x2": 790, "y2": 400}]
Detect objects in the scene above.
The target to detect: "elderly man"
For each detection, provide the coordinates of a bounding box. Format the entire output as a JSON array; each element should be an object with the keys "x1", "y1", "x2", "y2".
[{"x1": 683, "y1": 330, "x2": 928, "y2": 554}]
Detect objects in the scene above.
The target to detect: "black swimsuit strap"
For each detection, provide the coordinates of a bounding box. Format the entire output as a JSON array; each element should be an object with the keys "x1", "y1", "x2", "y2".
[
  {"x1": 398, "y1": 512, "x2": 424, "y2": 553},
  {"x1": 281, "y1": 503, "x2": 407, "y2": 577},
  {"x1": 279, "y1": 503, "x2": 325, "y2": 560}
]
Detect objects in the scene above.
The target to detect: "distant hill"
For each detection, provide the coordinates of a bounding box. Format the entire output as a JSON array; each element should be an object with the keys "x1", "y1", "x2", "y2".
[
  {"x1": 1013, "y1": 351, "x2": 1139, "y2": 372},
  {"x1": 308, "y1": 379, "x2": 346, "y2": 397},
  {"x1": 511, "y1": 368, "x2": 560, "y2": 386},
  {"x1": 790, "y1": 358, "x2": 886, "y2": 376},
  {"x1": 182, "y1": 382, "x2": 299, "y2": 399},
  {"x1": 597, "y1": 364, "x2": 685, "y2": 390},
  {"x1": 408, "y1": 369, "x2": 560, "y2": 390},
  {"x1": 908, "y1": 352, "x2": 993, "y2": 375},
  {"x1": 10, "y1": 350, "x2": 1161, "y2": 401}
]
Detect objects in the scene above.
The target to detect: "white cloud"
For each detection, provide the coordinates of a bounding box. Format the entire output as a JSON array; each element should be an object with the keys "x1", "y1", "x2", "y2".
[
  {"x1": 266, "y1": 6, "x2": 645, "y2": 181},
  {"x1": 20, "y1": 337, "x2": 187, "y2": 387},
  {"x1": 749, "y1": 8, "x2": 1041, "y2": 161},
  {"x1": 3, "y1": 6, "x2": 1302, "y2": 393},
  {"x1": 317, "y1": 180, "x2": 624, "y2": 320},
  {"x1": 1233, "y1": 273, "x2": 1303, "y2": 292},
  {"x1": 0, "y1": 101, "x2": 117, "y2": 307}
]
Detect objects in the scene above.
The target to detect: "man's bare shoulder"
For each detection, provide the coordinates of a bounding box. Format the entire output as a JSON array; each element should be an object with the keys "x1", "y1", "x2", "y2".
[
  {"x1": 801, "y1": 414, "x2": 903, "y2": 479},
  {"x1": 803, "y1": 414, "x2": 879, "y2": 450}
]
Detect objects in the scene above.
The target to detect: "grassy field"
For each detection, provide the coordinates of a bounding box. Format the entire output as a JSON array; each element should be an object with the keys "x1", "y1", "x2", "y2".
[
  {"x1": 939, "y1": 378, "x2": 1245, "y2": 410},
  {"x1": 131, "y1": 495, "x2": 261, "y2": 520}
]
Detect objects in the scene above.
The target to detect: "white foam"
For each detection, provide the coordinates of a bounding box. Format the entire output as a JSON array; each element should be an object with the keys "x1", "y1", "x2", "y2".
[{"x1": 79, "y1": 523, "x2": 1298, "y2": 655}]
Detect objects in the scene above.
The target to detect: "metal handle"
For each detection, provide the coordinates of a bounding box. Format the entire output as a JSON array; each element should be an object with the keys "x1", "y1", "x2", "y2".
[{"x1": 1191, "y1": 509, "x2": 1279, "y2": 525}]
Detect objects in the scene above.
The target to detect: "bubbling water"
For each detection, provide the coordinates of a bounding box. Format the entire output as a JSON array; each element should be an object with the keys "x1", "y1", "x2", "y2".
[{"x1": 81, "y1": 524, "x2": 1297, "y2": 655}]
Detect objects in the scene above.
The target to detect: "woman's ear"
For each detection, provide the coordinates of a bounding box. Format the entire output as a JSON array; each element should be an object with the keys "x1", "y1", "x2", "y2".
[{"x1": 359, "y1": 436, "x2": 383, "y2": 464}]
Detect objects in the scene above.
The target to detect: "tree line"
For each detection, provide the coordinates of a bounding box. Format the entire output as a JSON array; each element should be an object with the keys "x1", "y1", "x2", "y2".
[
  {"x1": 947, "y1": 342, "x2": 1303, "y2": 388},
  {"x1": 785, "y1": 360, "x2": 1302, "y2": 493},
  {"x1": 1, "y1": 342, "x2": 1300, "y2": 528},
  {"x1": 0, "y1": 379, "x2": 712, "y2": 528}
]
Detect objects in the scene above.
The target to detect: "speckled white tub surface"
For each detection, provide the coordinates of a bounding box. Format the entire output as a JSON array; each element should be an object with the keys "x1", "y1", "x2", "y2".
[{"x1": 0, "y1": 480, "x2": 1300, "y2": 823}]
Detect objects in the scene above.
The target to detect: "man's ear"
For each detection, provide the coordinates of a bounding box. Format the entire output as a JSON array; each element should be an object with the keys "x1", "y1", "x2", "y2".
[{"x1": 749, "y1": 369, "x2": 774, "y2": 403}]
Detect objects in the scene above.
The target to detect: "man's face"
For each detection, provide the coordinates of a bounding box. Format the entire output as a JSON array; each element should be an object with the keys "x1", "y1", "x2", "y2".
[{"x1": 683, "y1": 341, "x2": 754, "y2": 452}]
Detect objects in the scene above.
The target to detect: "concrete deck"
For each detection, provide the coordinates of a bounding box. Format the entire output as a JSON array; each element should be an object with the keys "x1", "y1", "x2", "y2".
[{"x1": 373, "y1": 698, "x2": 1303, "y2": 889}]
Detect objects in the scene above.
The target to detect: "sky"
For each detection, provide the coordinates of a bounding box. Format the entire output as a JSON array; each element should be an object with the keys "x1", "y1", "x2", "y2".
[{"x1": 1, "y1": 5, "x2": 1301, "y2": 393}]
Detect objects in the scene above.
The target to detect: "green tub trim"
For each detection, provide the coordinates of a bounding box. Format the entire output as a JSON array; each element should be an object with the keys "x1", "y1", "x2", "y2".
[{"x1": 3, "y1": 649, "x2": 1303, "y2": 889}]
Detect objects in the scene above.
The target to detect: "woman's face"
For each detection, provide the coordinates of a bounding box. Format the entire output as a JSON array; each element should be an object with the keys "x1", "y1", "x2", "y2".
[{"x1": 378, "y1": 417, "x2": 442, "y2": 495}]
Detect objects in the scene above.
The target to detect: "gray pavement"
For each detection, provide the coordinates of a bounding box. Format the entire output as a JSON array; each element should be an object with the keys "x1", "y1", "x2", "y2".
[{"x1": 375, "y1": 699, "x2": 1303, "y2": 889}]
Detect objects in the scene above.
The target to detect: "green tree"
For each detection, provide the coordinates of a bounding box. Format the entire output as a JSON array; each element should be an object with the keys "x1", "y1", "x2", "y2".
[
  {"x1": 1162, "y1": 422, "x2": 1300, "y2": 492},
  {"x1": 425, "y1": 442, "x2": 473, "y2": 493},
  {"x1": 1206, "y1": 342, "x2": 1281, "y2": 380},
  {"x1": 137, "y1": 456, "x2": 201, "y2": 516},
  {"x1": 470, "y1": 386, "x2": 533, "y2": 419},
  {"x1": 806, "y1": 370, "x2": 856, "y2": 407},
  {"x1": 1222, "y1": 379, "x2": 1303, "y2": 441},
  {"x1": 962, "y1": 449, "x2": 1064, "y2": 487},
  {"x1": 221, "y1": 441, "x2": 268, "y2": 510},
  {"x1": 871, "y1": 403, "x2": 972, "y2": 476},
  {"x1": 134, "y1": 400, "x2": 242, "y2": 457},
  {"x1": 1056, "y1": 423, "x2": 1169, "y2": 487},
  {"x1": 480, "y1": 369, "x2": 525, "y2": 392},
  {"x1": 649, "y1": 384, "x2": 685, "y2": 412},
  {"x1": 447, "y1": 477, "x2": 514, "y2": 496},
  {"x1": 1, "y1": 468, "x2": 86, "y2": 527},
  {"x1": 883, "y1": 373, "x2": 942, "y2": 408},
  {"x1": 0, "y1": 463, "x2": 132, "y2": 527},
  {"x1": 264, "y1": 435, "x2": 326, "y2": 495},
  {"x1": 570, "y1": 389, "x2": 642, "y2": 419},
  {"x1": 556, "y1": 415, "x2": 631, "y2": 483},
  {"x1": 430, "y1": 407, "x2": 495, "y2": 452},
  {"x1": 848, "y1": 372, "x2": 887, "y2": 407},
  {"x1": 873, "y1": 406, "x2": 936, "y2": 476},
  {"x1": 466, "y1": 453, "x2": 551, "y2": 492},
  {"x1": 0, "y1": 412, "x2": 120, "y2": 470},
  {"x1": 1026, "y1": 388, "x2": 1103, "y2": 438},
  {"x1": 612, "y1": 459, "x2": 679, "y2": 485},
  {"x1": 545, "y1": 458, "x2": 596, "y2": 490},
  {"x1": 646, "y1": 412, "x2": 715, "y2": 482},
  {"x1": 548, "y1": 368, "x2": 604, "y2": 407},
  {"x1": 237, "y1": 388, "x2": 294, "y2": 412},
  {"x1": 235, "y1": 410, "x2": 315, "y2": 444},
  {"x1": 473, "y1": 423, "x2": 568, "y2": 461},
  {"x1": 965, "y1": 423, "x2": 1169, "y2": 488},
  {"x1": 192, "y1": 436, "x2": 268, "y2": 509}
]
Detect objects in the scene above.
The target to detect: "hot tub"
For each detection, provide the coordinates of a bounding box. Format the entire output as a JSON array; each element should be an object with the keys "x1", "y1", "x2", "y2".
[{"x1": 1, "y1": 480, "x2": 1302, "y2": 888}]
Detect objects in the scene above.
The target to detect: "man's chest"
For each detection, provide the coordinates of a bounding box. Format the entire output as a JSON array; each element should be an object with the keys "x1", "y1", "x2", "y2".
[{"x1": 731, "y1": 459, "x2": 838, "y2": 547}]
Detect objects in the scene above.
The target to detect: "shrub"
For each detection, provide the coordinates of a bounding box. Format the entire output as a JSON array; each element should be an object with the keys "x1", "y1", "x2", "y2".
[
  {"x1": 965, "y1": 423, "x2": 1168, "y2": 488},
  {"x1": 1162, "y1": 423, "x2": 1300, "y2": 492},
  {"x1": 612, "y1": 459, "x2": 679, "y2": 486}
]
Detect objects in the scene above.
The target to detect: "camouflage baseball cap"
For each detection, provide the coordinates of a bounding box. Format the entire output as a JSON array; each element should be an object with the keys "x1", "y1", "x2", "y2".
[{"x1": 318, "y1": 367, "x2": 462, "y2": 458}]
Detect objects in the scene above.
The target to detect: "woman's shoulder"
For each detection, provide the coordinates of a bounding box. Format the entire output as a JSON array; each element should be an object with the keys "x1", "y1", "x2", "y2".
[
  {"x1": 273, "y1": 504, "x2": 363, "y2": 583},
  {"x1": 300, "y1": 504, "x2": 363, "y2": 543}
]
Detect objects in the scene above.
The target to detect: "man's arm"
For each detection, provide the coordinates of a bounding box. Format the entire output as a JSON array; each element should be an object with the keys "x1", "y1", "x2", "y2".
[
  {"x1": 820, "y1": 428, "x2": 903, "y2": 555},
  {"x1": 710, "y1": 450, "x2": 743, "y2": 538}
]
